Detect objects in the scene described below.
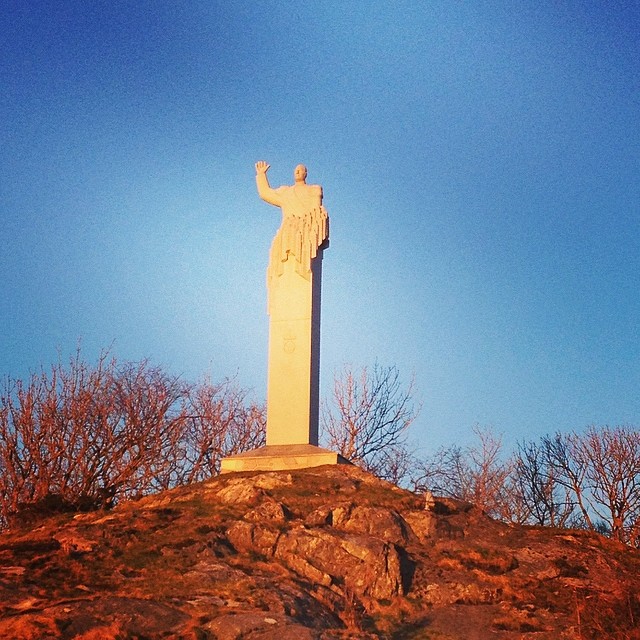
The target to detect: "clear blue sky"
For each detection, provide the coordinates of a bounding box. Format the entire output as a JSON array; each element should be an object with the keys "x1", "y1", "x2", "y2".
[{"x1": 1, "y1": 1, "x2": 639, "y2": 453}]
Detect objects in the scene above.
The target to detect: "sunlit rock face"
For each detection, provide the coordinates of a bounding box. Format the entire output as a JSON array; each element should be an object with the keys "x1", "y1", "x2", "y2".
[{"x1": 1, "y1": 464, "x2": 640, "y2": 639}]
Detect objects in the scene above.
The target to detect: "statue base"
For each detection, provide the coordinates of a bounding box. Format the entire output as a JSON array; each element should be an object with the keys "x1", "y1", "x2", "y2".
[{"x1": 220, "y1": 444, "x2": 350, "y2": 474}]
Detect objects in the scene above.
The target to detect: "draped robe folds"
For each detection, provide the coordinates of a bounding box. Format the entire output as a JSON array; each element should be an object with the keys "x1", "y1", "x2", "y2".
[{"x1": 265, "y1": 184, "x2": 329, "y2": 312}]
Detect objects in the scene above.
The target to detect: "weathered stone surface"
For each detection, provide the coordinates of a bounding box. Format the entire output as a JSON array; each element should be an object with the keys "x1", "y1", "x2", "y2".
[
  {"x1": 274, "y1": 526, "x2": 407, "y2": 600},
  {"x1": 244, "y1": 499, "x2": 291, "y2": 523},
  {"x1": 53, "y1": 530, "x2": 98, "y2": 554},
  {"x1": 215, "y1": 479, "x2": 265, "y2": 504},
  {"x1": 339, "y1": 504, "x2": 415, "y2": 545},
  {"x1": 0, "y1": 598, "x2": 190, "y2": 640},
  {"x1": 227, "y1": 520, "x2": 281, "y2": 558},
  {"x1": 250, "y1": 626, "x2": 319, "y2": 640},
  {"x1": 306, "y1": 502, "x2": 416, "y2": 546},
  {"x1": 253, "y1": 472, "x2": 293, "y2": 490},
  {"x1": 204, "y1": 613, "x2": 317, "y2": 640},
  {"x1": 304, "y1": 505, "x2": 333, "y2": 527},
  {"x1": 403, "y1": 510, "x2": 436, "y2": 541},
  {"x1": 2, "y1": 464, "x2": 640, "y2": 639}
]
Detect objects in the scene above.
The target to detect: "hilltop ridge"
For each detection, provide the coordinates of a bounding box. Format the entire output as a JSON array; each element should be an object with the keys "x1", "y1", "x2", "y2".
[{"x1": 1, "y1": 465, "x2": 639, "y2": 639}]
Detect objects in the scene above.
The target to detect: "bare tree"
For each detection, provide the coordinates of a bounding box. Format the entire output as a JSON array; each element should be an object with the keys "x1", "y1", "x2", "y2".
[
  {"x1": 0, "y1": 352, "x2": 119, "y2": 519},
  {"x1": 102, "y1": 359, "x2": 189, "y2": 498},
  {"x1": 414, "y1": 425, "x2": 640, "y2": 544},
  {"x1": 412, "y1": 426, "x2": 514, "y2": 520},
  {"x1": 513, "y1": 439, "x2": 575, "y2": 527},
  {"x1": 577, "y1": 425, "x2": 640, "y2": 544},
  {"x1": 541, "y1": 432, "x2": 595, "y2": 531},
  {"x1": 412, "y1": 444, "x2": 466, "y2": 497},
  {"x1": 519, "y1": 427, "x2": 640, "y2": 543},
  {"x1": 0, "y1": 353, "x2": 191, "y2": 527},
  {"x1": 0, "y1": 351, "x2": 268, "y2": 530},
  {"x1": 375, "y1": 442, "x2": 420, "y2": 487},
  {"x1": 322, "y1": 363, "x2": 419, "y2": 482},
  {"x1": 182, "y1": 377, "x2": 266, "y2": 482},
  {"x1": 465, "y1": 427, "x2": 513, "y2": 517}
]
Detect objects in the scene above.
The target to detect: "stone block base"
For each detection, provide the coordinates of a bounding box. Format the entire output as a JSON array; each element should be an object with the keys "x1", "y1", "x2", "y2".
[{"x1": 220, "y1": 444, "x2": 350, "y2": 474}]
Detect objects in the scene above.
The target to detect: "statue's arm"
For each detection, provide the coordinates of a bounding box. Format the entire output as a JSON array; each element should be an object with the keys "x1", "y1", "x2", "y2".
[{"x1": 255, "y1": 161, "x2": 282, "y2": 207}]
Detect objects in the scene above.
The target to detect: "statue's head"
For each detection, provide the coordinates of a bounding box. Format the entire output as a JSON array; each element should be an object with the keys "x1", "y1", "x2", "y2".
[{"x1": 294, "y1": 164, "x2": 308, "y2": 183}]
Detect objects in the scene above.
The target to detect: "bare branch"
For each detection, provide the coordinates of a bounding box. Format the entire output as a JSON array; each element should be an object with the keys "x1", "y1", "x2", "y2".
[{"x1": 322, "y1": 363, "x2": 419, "y2": 483}]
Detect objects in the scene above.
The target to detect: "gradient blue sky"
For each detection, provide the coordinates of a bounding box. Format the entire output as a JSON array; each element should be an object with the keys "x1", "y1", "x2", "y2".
[{"x1": 2, "y1": 1, "x2": 639, "y2": 453}]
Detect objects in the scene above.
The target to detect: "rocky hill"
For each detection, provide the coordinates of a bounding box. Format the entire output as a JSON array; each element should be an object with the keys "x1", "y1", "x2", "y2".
[{"x1": 1, "y1": 465, "x2": 639, "y2": 639}]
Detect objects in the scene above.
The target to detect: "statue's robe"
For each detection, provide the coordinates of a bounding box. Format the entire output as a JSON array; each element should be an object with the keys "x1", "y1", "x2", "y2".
[{"x1": 257, "y1": 179, "x2": 329, "y2": 313}]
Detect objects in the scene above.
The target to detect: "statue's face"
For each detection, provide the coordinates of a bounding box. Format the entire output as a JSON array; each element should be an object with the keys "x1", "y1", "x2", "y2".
[{"x1": 294, "y1": 164, "x2": 307, "y2": 181}]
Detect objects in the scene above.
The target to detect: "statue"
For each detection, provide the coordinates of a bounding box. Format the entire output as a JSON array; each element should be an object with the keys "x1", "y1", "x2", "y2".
[
  {"x1": 219, "y1": 162, "x2": 347, "y2": 469},
  {"x1": 255, "y1": 161, "x2": 329, "y2": 309}
]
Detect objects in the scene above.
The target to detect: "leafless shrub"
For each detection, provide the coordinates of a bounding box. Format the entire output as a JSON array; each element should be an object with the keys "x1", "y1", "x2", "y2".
[
  {"x1": 0, "y1": 352, "x2": 265, "y2": 529},
  {"x1": 414, "y1": 424, "x2": 640, "y2": 544},
  {"x1": 0, "y1": 353, "x2": 190, "y2": 526},
  {"x1": 321, "y1": 363, "x2": 419, "y2": 483},
  {"x1": 102, "y1": 359, "x2": 189, "y2": 498},
  {"x1": 512, "y1": 438, "x2": 575, "y2": 527},
  {"x1": 563, "y1": 426, "x2": 640, "y2": 544},
  {"x1": 181, "y1": 377, "x2": 265, "y2": 482},
  {"x1": 412, "y1": 426, "x2": 514, "y2": 520},
  {"x1": 540, "y1": 432, "x2": 596, "y2": 532}
]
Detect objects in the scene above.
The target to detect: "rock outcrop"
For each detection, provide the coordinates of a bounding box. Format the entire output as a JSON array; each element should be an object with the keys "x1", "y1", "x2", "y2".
[{"x1": 1, "y1": 464, "x2": 639, "y2": 639}]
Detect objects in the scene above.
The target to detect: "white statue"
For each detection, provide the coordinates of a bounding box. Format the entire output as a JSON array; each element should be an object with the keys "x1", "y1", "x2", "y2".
[
  {"x1": 255, "y1": 161, "x2": 329, "y2": 298},
  {"x1": 219, "y1": 162, "x2": 341, "y2": 465}
]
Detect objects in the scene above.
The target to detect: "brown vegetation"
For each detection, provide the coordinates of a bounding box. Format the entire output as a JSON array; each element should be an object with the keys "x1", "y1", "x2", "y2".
[
  {"x1": 414, "y1": 425, "x2": 640, "y2": 546},
  {"x1": 0, "y1": 352, "x2": 265, "y2": 529},
  {"x1": 322, "y1": 363, "x2": 419, "y2": 483}
]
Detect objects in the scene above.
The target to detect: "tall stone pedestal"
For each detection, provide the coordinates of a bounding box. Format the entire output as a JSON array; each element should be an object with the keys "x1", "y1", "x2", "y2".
[
  {"x1": 266, "y1": 253, "x2": 323, "y2": 446},
  {"x1": 221, "y1": 251, "x2": 346, "y2": 473}
]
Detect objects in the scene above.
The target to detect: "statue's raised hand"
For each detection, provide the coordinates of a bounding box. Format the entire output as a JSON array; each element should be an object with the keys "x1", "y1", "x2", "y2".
[{"x1": 255, "y1": 161, "x2": 270, "y2": 174}]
